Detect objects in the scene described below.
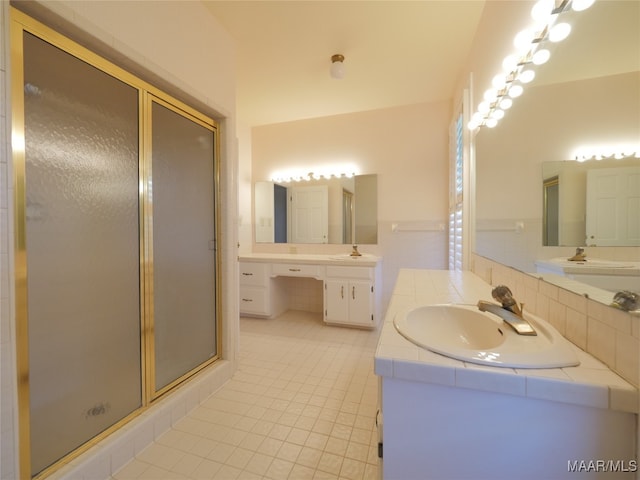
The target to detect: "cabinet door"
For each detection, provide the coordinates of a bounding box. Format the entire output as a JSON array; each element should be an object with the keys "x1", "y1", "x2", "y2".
[
  {"x1": 349, "y1": 280, "x2": 374, "y2": 326},
  {"x1": 324, "y1": 279, "x2": 349, "y2": 323}
]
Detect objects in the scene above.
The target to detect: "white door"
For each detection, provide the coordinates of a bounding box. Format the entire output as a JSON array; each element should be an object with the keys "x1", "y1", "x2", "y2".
[
  {"x1": 586, "y1": 166, "x2": 640, "y2": 246},
  {"x1": 290, "y1": 185, "x2": 329, "y2": 243}
]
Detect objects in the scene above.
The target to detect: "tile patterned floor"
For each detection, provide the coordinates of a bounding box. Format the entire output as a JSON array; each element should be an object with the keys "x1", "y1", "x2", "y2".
[{"x1": 113, "y1": 311, "x2": 381, "y2": 480}]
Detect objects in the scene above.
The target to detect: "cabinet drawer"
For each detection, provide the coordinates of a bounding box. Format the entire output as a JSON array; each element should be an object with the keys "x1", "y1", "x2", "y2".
[
  {"x1": 326, "y1": 265, "x2": 373, "y2": 280},
  {"x1": 239, "y1": 262, "x2": 269, "y2": 286},
  {"x1": 272, "y1": 263, "x2": 322, "y2": 278},
  {"x1": 239, "y1": 286, "x2": 269, "y2": 315}
]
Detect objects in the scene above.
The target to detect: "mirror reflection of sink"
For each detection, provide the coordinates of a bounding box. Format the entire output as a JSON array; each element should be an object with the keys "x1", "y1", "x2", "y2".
[
  {"x1": 393, "y1": 304, "x2": 580, "y2": 369},
  {"x1": 538, "y1": 258, "x2": 637, "y2": 269},
  {"x1": 328, "y1": 254, "x2": 373, "y2": 261}
]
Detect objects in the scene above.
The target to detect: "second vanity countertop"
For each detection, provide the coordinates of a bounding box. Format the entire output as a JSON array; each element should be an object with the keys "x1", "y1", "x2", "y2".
[
  {"x1": 239, "y1": 252, "x2": 381, "y2": 267},
  {"x1": 375, "y1": 269, "x2": 638, "y2": 414}
]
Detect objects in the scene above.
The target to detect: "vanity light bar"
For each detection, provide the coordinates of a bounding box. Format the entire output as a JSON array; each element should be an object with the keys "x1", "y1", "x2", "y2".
[
  {"x1": 270, "y1": 169, "x2": 358, "y2": 183},
  {"x1": 572, "y1": 145, "x2": 640, "y2": 162},
  {"x1": 468, "y1": 0, "x2": 595, "y2": 130}
]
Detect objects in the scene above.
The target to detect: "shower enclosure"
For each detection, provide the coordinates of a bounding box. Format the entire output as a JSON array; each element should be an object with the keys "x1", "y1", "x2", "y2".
[{"x1": 11, "y1": 9, "x2": 221, "y2": 478}]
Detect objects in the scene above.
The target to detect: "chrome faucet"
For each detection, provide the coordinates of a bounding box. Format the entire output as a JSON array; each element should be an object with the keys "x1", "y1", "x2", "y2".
[
  {"x1": 611, "y1": 291, "x2": 639, "y2": 311},
  {"x1": 477, "y1": 285, "x2": 537, "y2": 336}
]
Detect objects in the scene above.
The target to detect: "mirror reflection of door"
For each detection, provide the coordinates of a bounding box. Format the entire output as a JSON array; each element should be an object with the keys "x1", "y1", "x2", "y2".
[
  {"x1": 274, "y1": 184, "x2": 287, "y2": 243},
  {"x1": 342, "y1": 189, "x2": 354, "y2": 244},
  {"x1": 586, "y1": 166, "x2": 640, "y2": 246},
  {"x1": 543, "y1": 176, "x2": 559, "y2": 246},
  {"x1": 290, "y1": 185, "x2": 329, "y2": 243}
]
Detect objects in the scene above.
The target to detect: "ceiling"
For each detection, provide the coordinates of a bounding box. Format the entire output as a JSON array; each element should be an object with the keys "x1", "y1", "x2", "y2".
[
  {"x1": 204, "y1": 1, "x2": 639, "y2": 128},
  {"x1": 203, "y1": 1, "x2": 486, "y2": 127}
]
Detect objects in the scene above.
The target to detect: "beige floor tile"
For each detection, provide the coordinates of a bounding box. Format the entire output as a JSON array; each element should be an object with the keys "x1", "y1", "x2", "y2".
[
  {"x1": 244, "y1": 452, "x2": 274, "y2": 475},
  {"x1": 225, "y1": 447, "x2": 254, "y2": 470},
  {"x1": 316, "y1": 452, "x2": 343, "y2": 476},
  {"x1": 296, "y1": 446, "x2": 323, "y2": 469},
  {"x1": 206, "y1": 442, "x2": 235, "y2": 464},
  {"x1": 191, "y1": 459, "x2": 223, "y2": 480},
  {"x1": 265, "y1": 458, "x2": 294, "y2": 479},
  {"x1": 276, "y1": 442, "x2": 302, "y2": 463},
  {"x1": 257, "y1": 437, "x2": 284, "y2": 457},
  {"x1": 339, "y1": 457, "x2": 366, "y2": 480},
  {"x1": 113, "y1": 312, "x2": 381, "y2": 480},
  {"x1": 288, "y1": 463, "x2": 316, "y2": 479}
]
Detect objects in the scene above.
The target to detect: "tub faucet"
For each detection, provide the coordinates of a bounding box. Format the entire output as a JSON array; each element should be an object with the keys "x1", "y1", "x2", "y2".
[{"x1": 477, "y1": 285, "x2": 537, "y2": 336}]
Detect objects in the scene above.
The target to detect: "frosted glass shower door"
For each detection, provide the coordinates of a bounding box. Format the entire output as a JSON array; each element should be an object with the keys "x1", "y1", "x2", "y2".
[
  {"x1": 22, "y1": 33, "x2": 142, "y2": 475},
  {"x1": 150, "y1": 99, "x2": 218, "y2": 393}
]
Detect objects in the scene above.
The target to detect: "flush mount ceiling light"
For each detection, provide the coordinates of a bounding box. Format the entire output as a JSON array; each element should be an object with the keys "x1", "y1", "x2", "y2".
[
  {"x1": 468, "y1": 0, "x2": 595, "y2": 130},
  {"x1": 330, "y1": 54, "x2": 345, "y2": 79}
]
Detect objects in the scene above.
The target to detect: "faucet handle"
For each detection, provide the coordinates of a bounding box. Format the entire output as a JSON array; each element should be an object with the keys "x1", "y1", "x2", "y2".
[
  {"x1": 491, "y1": 285, "x2": 515, "y2": 307},
  {"x1": 491, "y1": 285, "x2": 523, "y2": 317},
  {"x1": 611, "y1": 291, "x2": 639, "y2": 311}
]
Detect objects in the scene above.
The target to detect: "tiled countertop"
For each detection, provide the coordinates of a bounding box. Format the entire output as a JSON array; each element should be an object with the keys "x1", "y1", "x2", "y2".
[
  {"x1": 239, "y1": 252, "x2": 381, "y2": 267},
  {"x1": 374, "y1": 269, "x2": 638, "y2": 414}
]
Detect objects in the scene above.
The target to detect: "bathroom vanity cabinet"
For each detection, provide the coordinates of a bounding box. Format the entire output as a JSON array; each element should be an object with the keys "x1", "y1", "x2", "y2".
[
  {"x1": 375, "y1": 269, "x2": 638, "y2": 480},
  {"x1": 239, "y1": 254, "x2": 382, "y2": 328},
  {"x1": 238, "y1": 261, "x2": 273, "y2": 316},
  {"x1": 324, "y1": 266, "x2": 375, "y2": 327}
]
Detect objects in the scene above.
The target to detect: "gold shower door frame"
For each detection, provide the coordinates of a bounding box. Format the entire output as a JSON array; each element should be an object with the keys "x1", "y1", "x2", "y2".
[{"x1": 10, "y1": 9, "x2": 222, "y2": 479}]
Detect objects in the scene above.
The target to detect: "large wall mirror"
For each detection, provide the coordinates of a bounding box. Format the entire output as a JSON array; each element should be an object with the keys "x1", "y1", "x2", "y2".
[
  {"x1": 542, "y1": 158, "x2": 639, "y2": 247},
  {"x1": 254, "y1": 174, "x2": 377, "y2": 244},
  {"x1": 474, "y1": 0, "x2": 639, "y2": 305}
]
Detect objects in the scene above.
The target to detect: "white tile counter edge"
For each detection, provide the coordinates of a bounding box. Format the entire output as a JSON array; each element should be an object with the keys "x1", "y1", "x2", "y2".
[{"x1": 375, "y1": 269, "x2": 638, "y2": 414}]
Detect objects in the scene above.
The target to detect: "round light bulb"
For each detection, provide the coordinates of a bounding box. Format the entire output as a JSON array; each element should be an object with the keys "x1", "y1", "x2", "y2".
[
  {"x1": 484, "y1": 88, "x2": 498, "y2": 102},
  {"x1": 330, "y1": 61, "x2": 345, "y2": 79},
  {"x1": 499, "y1": 97, "x2": 513, "y2": 110},
  {"x1": 531, "y1": 0, "x2": 555, "y2": 22},
  {"x1": 491, "y1": 109, "x2": 505, "y2": 120},
  {"x1": 514, "y1": 29, "x2": 534, "y2": 53},
  {"x1": 485, "y1": 118, "x2": 498, "y2": 128},
  {"x1": 502, "y1": 54, "x2": 519, "y2": 73},
  {"x1": 508, "y1": 85, "x2": 524, "y2": 98},
  {"x1": 468, "y1": 119, "x2": 479, "y2": 130},
  {"x1": 492, "y1": 74, "x2": 507, "y2": 90},
  {"x1": 571, "y1": 0, "x2": 595, "y2": 11},
  {"x1": 518, "y1": 69, "x2": 536, "y2": 83},
  {"x1": 532, "y1": 49, "x2": 551, "y2": 65},
  {"x1": 471, "y1": 112, "x2": 484, "y2": 124},
  {"x1": 478, "y1": 101, "x2": 490, "y2": 114},
  {"x1": 549, "y1": 23, "x2": 571, "y2": 42}
]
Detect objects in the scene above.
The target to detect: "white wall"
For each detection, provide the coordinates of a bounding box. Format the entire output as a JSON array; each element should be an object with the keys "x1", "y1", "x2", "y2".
[
  {"x1": 0, "y1": 2, "x2": 238, "y2": 478},
  {"x1": 238, "y1": 122, "x2": 254, "y2": 254},
  {"x1": 250, "y1": 101, "x2": 451, "y2": 308}
]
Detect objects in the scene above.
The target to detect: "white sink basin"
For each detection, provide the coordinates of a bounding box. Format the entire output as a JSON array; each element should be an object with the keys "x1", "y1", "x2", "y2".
[{"x1": 394, "y1": 304, "x2": 580, "y2": 369}]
